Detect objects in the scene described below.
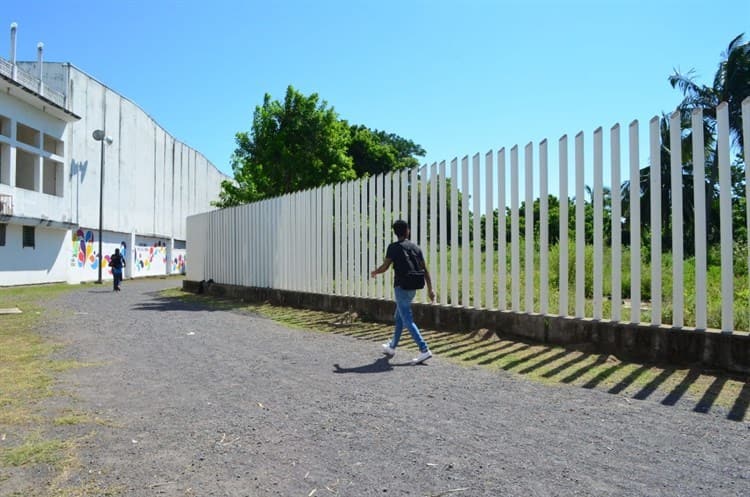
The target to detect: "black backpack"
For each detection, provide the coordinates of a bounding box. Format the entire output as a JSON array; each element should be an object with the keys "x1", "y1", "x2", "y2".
[{"x1": 395, "y1": 241, "x2": 425, "y2": 290}]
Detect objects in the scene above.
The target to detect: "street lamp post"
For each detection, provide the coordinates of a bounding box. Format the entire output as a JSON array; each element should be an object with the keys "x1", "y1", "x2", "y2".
[{"x1": 92, "y1": 129, "x2": 113, "y2": 284}]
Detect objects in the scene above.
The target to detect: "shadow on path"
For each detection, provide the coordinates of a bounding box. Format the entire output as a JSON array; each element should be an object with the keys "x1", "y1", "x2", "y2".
[{"x1": 333, "y1": 356, "x2": 412, "y2": 374}]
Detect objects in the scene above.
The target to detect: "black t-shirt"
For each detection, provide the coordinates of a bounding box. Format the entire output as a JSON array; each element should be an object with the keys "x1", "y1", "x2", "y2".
[
  {"x1": 110, "y1": 253, "x2": 124, "y2": 270},
  {"x1": 386, "y1": 239, "x2": 424, "y2": 288}
]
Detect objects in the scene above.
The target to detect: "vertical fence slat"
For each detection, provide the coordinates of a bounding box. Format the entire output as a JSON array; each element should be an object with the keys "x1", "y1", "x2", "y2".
[
  {"x1": 322, "y1": 188, "x2": 327, "y2": 293},
  {"x1": 430, "y1": 162, "x2": 438, "y2": 304},
  {"x1": 420, "y1": 166, "x2": 429, "y2": 302},
  {"x1": 308, "y1": 192, "x2": 314, "y2": 292},
  {"x1": 497, "y1": 149, "x2": 507, "y2": 310},
  {"x1": 366, "y1": 179, "x2": 374, "y2": 297},
  {"x1": 717, "y1": 102, "x2": 733, "y2": 332},
  {"x1": 670, "y1": 112, "x2": 685, "y2": 326},
  {"x1": 473, "y1": 154, "x2": 482, "y2": 308},
  {"x1": 351, "y1": 182, "x2": 357, "y2": 296},
  {"x1": 356, "y1": 182, "x2": 363, "y2": 297},
  {"x1": 450, "y1": 159, "x2": 459, "y2": 306},
  {"x1": 610, "y1": 125, "x2": 622, "y2": 322},
  {"x1": 345, "y1": 183, "x2": 351, "y2": 295},
  {"x1": 650, "y1": 117, "x2": 662, "y2": 325},
  {"x1": 744, "y1": 98, "x2": 750, "y2": 325},
  {"x1": 439, "y1": 161, "x2": 448, "y2": 306},
  {"x1": 575, "y1": 132, "x2": 585, "y2": 318},
  {"x1": 558, "y1": 136, "x2": 568, "y2": 316},
  {"x1": 373, "y1": 179, "x2": 380, "y2": 298},
  {"x1": 385, "y1": 174, "x2": 393, "y2": 293},
  {"x1": 629, "y1": 120, "x2": 641, "y2": 324},
  {"x1": 393, "y1": 170, "x2": 401, "y2": 222},
  {"x1": 485, "y1": 151, "x2": 495, "y2": 309},
  {"x1": 410, "y1": 167, "x2": 418, "y2": 299},
  {"x1": 539, "y1": 140, "x2": 548, "y2": 315},
  {"x1": 401, "y1": 169, "x2": 408, "y2": 221},
  {"x1": 359, "y1": 181, "x2": 366, "y2": 297},
  {"x1": 461, "y1": 156, "x2": 470, "y2": 307},
  {"x1": 510, "y1": 146, "x2": 520, "y2": 312},
  {"x1": 524, "y1": 143, "x2": 534, "y2": 313},
  {"x1": 593, "y1": 128, "x2": 603, "y2": 320}
]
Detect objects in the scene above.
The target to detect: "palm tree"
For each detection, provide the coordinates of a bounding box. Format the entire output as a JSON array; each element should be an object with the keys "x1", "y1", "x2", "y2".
[{"x1": 669, "y1": 33, "x2": 750, "y2": 150}]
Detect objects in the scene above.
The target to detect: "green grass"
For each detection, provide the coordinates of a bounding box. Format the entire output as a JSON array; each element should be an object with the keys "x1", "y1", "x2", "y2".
[
  {"x1": 1, "y1": 434, "x2": 66, "y2": 467},
  {"x1": 0, "y1": 283, "x2": 119, "y2": 496},
  {"x1": 412, "y1": 242, "x2": 750, "y2": 331}
]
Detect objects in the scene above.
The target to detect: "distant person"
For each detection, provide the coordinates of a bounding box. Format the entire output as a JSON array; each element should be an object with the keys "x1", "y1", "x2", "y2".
[
  {"x1": 110, "y1": 248, "x2": 126, "y2": 292},
  {"x1": 370, "y1": 220, "x2": 435, "y2": 365}
]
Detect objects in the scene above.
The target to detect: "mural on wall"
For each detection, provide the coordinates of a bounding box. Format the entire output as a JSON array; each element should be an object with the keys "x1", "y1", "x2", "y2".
[
  {"x1": 71, "y1": 230, "x2": 127, "y2": 275},
  {"x1": 172, "y1": 253, "x2": 186, "y2": 274},
  {"x1": 72, "y1": 229, "x2": 97, "y2": 270},
  {"x1": 103, "y1": 242, "x2": 128, "y2": 275},
  {"x1": 134, "y1": 241, "x2": 168, "y2": 274}
]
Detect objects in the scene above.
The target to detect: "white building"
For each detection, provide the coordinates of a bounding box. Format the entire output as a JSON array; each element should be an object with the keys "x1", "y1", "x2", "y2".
[{"x1": 0, "y1": 23, "x2": 228, "y2": 286}]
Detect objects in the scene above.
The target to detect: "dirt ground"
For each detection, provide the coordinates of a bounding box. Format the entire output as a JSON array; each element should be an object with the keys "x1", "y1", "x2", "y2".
[{"x1": 10, "y1": 279, "x2": 750, "y2": 496}]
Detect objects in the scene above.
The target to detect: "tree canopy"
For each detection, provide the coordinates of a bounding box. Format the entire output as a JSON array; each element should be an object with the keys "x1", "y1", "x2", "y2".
[{"x1": 215, "y1": 86, "x2": 426, "y2": 207}]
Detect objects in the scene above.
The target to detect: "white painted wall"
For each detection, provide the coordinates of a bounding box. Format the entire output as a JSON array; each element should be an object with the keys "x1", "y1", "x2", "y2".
[
  {"x1": 0, "y1": 59, "x2": 228, "y2": 286},
  {"x1": 62, "y1": 64, "x2": 227, "y2": 241},
  {"x1": 0, "y1": 224, "x2": 69, "y2": 286},
  {"x1": 133, "y1": 235, "x2": 168, "y2": 277},
  {"x1": 0, "y1": 91, "x2": 70, "y2": 223}
]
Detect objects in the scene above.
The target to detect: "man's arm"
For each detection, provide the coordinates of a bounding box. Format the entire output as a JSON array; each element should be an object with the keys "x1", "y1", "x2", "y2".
[
  {"x1": 370, "y1": 258, "x2": 392, "y2": 278},
  {"x1": 420, "y1": 260, "x2": 436, "y2": 302}
]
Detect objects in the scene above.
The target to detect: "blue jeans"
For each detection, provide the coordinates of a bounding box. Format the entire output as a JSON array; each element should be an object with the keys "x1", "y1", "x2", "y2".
[{"x1": 389, "y1": 286, "x2": 428, "y2": 353}]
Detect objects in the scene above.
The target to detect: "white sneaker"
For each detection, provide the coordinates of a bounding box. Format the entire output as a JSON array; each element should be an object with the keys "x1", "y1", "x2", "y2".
[
  {"x1": 412, "y1": 350, "x2": 432, "y2": 365},
  {"x1": 381, "y1": 343, "x2": 396, "y2": 357}
]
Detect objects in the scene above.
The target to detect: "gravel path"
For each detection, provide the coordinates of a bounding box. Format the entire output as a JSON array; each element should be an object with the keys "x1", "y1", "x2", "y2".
[{"x1": 44, "y1": 279, "x2": 748, "y2": 497}]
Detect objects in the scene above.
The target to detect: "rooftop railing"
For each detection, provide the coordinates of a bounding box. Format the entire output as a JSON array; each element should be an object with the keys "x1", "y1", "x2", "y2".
[{"x1": 0, "y1": 56, "x2": 66, "y2": 108}]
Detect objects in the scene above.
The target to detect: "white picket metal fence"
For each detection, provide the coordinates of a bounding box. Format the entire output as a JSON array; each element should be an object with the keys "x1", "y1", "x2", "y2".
[{"x1": 188, "y1": 98, "x2": 750, "y2": 333}]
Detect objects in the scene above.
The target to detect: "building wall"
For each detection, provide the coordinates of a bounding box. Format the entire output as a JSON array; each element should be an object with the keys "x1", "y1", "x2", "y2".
[
  {"x1": 0, "y1": 91, "x2": 70, "y2": 224},
  {"x1": 1, "y1": 60, "x2": 228, "y2": 286},
  {"x1": 0, "y1": 224, "x2": 69, "y2": 285},
  {"x1": 62, "y1": 64, "x2": 227, "y2": 242}
]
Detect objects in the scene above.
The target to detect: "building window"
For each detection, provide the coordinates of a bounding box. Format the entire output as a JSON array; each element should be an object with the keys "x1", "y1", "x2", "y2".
[
  {"x1": 0, "y1": 224, "x2": 5, "y2": 246},
  {"x1": 22, "y1": 226, "x2": 34, "y2": 248}
]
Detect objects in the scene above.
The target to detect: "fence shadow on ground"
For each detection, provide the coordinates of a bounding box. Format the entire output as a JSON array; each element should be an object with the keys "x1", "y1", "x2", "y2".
[{"x1": 163, "y1": 291, "x2": 750, "y2": 422}]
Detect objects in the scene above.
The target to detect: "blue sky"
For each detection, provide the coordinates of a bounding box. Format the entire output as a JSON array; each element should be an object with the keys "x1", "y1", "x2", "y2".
[{"x1": 2, "y1": 0, "x2": 748, "y2": 185}]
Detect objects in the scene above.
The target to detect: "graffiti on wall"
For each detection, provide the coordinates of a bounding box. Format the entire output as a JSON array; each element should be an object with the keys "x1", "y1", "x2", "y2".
[
  {"x1": 172, "y1": 254, "x2": 186, "y2": 274},
  {"x1": 71, "y1": 230, "x2": 127, "y2": 275},
  {"x1": 135, "y1": 241, "x2": 167, "y2": 272},
  {"x1": 72, "y1": 229, "x2": 97, "y2": 270}
]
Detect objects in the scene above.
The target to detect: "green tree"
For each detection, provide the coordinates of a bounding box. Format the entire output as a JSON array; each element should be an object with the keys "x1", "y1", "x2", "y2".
[
  {"x1": 215, "y1": 86, "x2": 355, "y2": 207},
  {"x1": 348, "y1": 125, "x2": 425, "y2": 177},
  {"x1": 667, "y1": 34, "x2": 749, "y2": 246}
]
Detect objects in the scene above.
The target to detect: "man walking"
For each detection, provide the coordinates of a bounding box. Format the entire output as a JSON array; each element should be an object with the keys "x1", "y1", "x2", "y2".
[
  {"x1": 110, "y1": 247, "x2": 126, "y2": 292},
  {"x1": 370, "y1": 220, "x2": 435, "y2": 365}
]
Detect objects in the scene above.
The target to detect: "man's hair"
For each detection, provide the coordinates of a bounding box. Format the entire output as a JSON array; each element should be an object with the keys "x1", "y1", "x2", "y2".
[{"x1": 392, "y1": 220, "x2": 409, "y2": 238}]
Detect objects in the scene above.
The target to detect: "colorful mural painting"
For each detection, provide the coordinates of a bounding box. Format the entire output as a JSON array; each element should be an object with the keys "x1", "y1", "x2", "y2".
[
  {"x1": 172, "y1": 253, "x2": 186, "y2": 274},
  {"x1": 71, "y1": 230, "x2": 128, "y2": 275},
  {"x1": 72, "y1": 229, "x2": 98, "y2": 270},
  {"x1": 135, "y1": 241, "x2": 168, "y2": 273},
  {"x1": 103, "y1": 242, "x2": 128, "y2": 275}
]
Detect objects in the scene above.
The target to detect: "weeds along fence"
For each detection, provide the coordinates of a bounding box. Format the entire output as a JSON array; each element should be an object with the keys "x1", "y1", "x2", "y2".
[{"x1": 188, "y1": 98, "x2": 750, "y2": 333}]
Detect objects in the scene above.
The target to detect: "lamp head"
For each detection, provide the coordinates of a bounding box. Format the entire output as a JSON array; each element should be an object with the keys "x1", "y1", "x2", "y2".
[{"x1": 92, "y1": 129, "x2": 105, "y2": 141}]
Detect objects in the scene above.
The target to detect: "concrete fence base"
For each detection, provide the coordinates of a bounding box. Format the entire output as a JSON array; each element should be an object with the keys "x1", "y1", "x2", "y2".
[{"x1": 183, "y1": 280, "x2": 750, "y2": 375}]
